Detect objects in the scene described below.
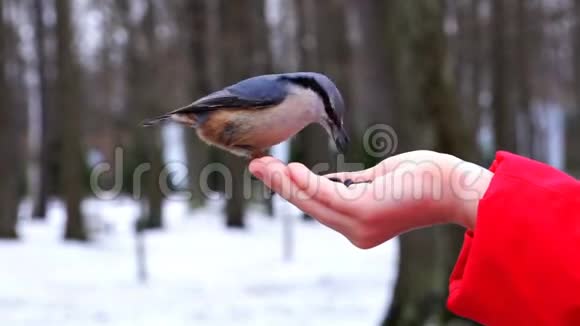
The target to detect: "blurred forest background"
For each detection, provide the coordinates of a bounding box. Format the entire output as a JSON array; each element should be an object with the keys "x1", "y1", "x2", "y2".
[{"x1": 0, "y1": 0, "x2": 579, "y2": 325}]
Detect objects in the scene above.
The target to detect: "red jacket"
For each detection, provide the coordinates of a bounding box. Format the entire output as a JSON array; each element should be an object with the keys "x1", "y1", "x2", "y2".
[{"x1": 447, "y1": 151, "x2": 580, "y2": 325}]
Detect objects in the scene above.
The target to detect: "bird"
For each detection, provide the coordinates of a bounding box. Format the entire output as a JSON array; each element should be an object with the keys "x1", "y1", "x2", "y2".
[{"x1": 141, "y1": 72, "x2": 349, "y2": 160}]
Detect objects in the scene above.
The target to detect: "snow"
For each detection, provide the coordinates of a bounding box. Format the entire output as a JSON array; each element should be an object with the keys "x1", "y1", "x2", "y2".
[{"x1": 1, "y1": 198, "x2": 398, "y2": 326}]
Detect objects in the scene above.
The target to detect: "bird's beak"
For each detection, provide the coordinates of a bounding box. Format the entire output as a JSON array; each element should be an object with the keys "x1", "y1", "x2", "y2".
[{"x1": 333, "y1": 125, "x2": 350, "y2": 153}]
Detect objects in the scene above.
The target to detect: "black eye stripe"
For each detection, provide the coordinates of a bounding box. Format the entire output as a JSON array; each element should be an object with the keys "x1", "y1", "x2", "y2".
[{"x1": 281, "y1": 76, "x2": 340, "y2": 126}]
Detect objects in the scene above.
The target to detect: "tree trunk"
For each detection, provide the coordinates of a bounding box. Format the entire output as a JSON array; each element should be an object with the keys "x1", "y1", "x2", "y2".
[
  {"x1": 515, "y1": 0, "x2": 535, "y2": 158},
  {"x1": 220, "y1": 0, "x2": 247, "y2": 228},
  {"x1": 56, "y1": 0, "x2": 88, "y2": 241},
  {"x1": 119, "y1": 0, "x2": 165, "y2": 230},
  {"x1": 491, "y1": 0, "x2": 517, "y2": 153},
  {"x1": 416, "y1": 2, "x2": 478, "y2": 162},
  {"x1": 294, "y1": 0, "x2": 326, "y2": 219},
  {"x1": 218, "y1": 0, "x2": 271, "y2": 228},
  {"x1": 265, "y1": 0, "x2": 300, "y2": 216},
  {"x1": 469, "y1": 0, "x2": 483, "y2": 139},
  {"x1": 31, "y1": 0, "x2": 50, "y2": 219},
  {"x1": 183, "y1": 0, "x2": 212, "y2": 208},
  {"x1": 413, "y1": 5, "x2": 477, "y2": 320},
  {"x1": 567, "y1": 0, "x2": 580, "y2": 175},
  {"x1": 141, "y1": 0, "x2": 164, "y2": 229},
  {"x1": 0, "y1": 0, "x2": 20, "y2": 239},
  {"x1": 294, "y1": 0, "x2": 331, "y2": 179},
  {"x1": 384, "y1": 230, "x2": 446, "y2": 326},
  {"x1": 575, "y1": 0, "x2": 580, "y2": 111},
  {"x1": 345, "y1": 0, "x2": 402, "y2": 201},
  {"x1": 312, "y1": 0, "x2": 350, "y2": 164},
  {"x1": 382, "y1": 1, "x2": 478, "y2": 324},
  {"x1": 294, "y1": 0, "x2": 350, "y2": 220},
  {"x1": 454, "y1": 0, "x2": 483, "y2": 151},
  {"x1": 345, "y1": 0, "x2": 393, "y2": 139}
]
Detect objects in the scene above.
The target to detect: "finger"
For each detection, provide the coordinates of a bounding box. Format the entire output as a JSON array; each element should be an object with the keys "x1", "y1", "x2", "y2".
[
  {"x1": 256, "y1": 156, "x2": 281, "y2": 165},
  {"x1": 249, "y1": 156, "x2": 285, "y2": 182},
  {"x1": 250, "y1": 160, "x2": 355, "y2": 233},
  {"x1": 250, "y1": 159, "x2": 294, "y2": 198},
  {"x1": 288, "y1": 163, "x2": 370, "y2": 216}
]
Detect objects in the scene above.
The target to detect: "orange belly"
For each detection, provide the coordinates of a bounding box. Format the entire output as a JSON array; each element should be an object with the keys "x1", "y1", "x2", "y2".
[{"x1": 196, "y1": 107, "x2": 312, "y2": 157}]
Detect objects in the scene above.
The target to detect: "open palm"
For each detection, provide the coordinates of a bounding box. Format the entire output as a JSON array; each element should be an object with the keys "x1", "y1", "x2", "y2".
[{"x1": 249, "y1": 151, "x2": 492, "y2": 249}]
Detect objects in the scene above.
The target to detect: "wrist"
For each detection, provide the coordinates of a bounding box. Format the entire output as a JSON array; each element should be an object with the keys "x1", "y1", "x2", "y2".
[{"x1": 448, "y1": 160, "x2": 493, "y2": 229}]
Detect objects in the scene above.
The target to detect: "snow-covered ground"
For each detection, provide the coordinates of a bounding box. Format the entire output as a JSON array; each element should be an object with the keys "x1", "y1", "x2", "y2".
[{"x1": 1, "y1": 198, "x2": 398, "y2": 326}]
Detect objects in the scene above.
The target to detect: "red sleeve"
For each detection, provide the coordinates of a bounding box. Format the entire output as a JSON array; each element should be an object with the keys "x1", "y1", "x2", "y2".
[{"x1": 447, "y1": 151, "x2": 580, "y2": 325}]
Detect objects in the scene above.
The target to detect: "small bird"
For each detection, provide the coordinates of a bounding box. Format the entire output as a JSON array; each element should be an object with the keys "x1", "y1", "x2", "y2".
[{"x1": 141, "y1": 72, "x2": 349, "y2": 159}]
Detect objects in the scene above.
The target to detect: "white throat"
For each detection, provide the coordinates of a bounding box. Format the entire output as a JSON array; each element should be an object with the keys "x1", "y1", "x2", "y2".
[{"x1": 285, "y1": 84, "x2": 326, "y2": 124}]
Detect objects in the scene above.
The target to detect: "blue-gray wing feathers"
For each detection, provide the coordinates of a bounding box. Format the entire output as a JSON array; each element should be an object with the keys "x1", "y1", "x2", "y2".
[{"x1": 171, "y1": 75, "x2": 287, "y2": 115}]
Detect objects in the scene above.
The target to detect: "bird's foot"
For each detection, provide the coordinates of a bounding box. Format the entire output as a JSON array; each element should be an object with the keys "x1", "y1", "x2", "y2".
[{"x1": 249, "y1": 150, "x2": 267, "y2": 160}]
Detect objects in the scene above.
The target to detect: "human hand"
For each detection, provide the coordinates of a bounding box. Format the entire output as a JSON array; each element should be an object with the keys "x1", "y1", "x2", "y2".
[{"x1": 249, "y1": 151, "x2": 493, "y2": 249}]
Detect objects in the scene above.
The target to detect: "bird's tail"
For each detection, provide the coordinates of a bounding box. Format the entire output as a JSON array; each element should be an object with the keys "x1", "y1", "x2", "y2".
[{"x1": 141, "y1": 114, "x2": 170, "y2": 127}]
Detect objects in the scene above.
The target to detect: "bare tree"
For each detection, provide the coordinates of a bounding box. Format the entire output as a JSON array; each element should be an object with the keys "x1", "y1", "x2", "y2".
[
  {"x1": 575, "y1": 0, "x2": 580, "y2": 111},
  {"x1": 31, "y1": 0, "x2": 51, "y2": 219},
  {"x1": 120, "y1": 0, "x2": 165, "y2": 229},
  {"x1": 217, "y1": 0, "x2": 272, "y2": 228},
  {"x1": 294, "y1": 0, "x2": 350, "y2": 221},
  {"x1": 567, "y1": 0, "x2": 580, "y2": 174},
  {"x1": 468, "y1": 0, "x2": 484, "y2": 142},
  {"x1": 293, "y1": 0, "x2": 332, "y2": 188},
  {"x1": 515, "y1": 0, "x2": 534, "y2": 157},
  {"x1": 345, "y1": 0, "x2": 393, "y2": 138},
  {"x1": 0, "y1": 0, "x2": 20, "y2": 239},
  {"x1": 450, "y1": 0, "x2": 484, "y2": 151},
  {"x1": 55, "y1": 0, "x2": 88, "y2": 241},
  {"x1": 383, "y1": 1, "x2": 478, "y2": 324},
  {"x1": 491, "y1": 0, "x2": 517, "y2": 152},
  {"x1": 183, "y1": 0, "x2": 212, "y2": 207},
  {"x1": 141, "y1": 0, "x2": 164, "y2": 229}
]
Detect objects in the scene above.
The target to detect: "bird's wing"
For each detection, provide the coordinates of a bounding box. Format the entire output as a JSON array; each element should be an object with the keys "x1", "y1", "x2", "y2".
[{"x1": 170, "y1": 75, "x2": 287, "y2": 115}]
